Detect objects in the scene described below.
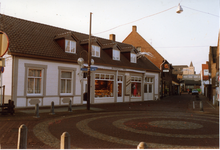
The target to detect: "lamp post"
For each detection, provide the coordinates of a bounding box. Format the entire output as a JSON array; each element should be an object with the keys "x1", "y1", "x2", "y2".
[{"x1": 77, "y1": 13, "x2": 93, "y2": 110}]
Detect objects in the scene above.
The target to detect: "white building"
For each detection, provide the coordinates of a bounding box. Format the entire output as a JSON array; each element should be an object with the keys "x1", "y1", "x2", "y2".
[{"x1": 1, "y1": 14, "x2": 160, "y2": 108}]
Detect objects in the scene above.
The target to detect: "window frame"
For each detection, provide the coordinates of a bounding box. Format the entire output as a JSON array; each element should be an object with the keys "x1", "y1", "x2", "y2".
[
  {"x1": 92, "y1": 45, "x2": 101, "y2": 57},
  {"x1": 113, "y1": 49, "x2": 120, "y2": 61},
  {"x1": 131, "y1": 76, "x2": 142, "y2": 97},
  {"x1": 65, "y1": 40, "x2": 76, "y2": 54},
  {"x1": 130, "y1": 53, "x2": 137, "y2": 63},
  {"x1": 58, "y1": 67, "x2": 76, "y2": 96},
  {"x1": 24, "y1": 64, "x2": 47, "y2": 97}
]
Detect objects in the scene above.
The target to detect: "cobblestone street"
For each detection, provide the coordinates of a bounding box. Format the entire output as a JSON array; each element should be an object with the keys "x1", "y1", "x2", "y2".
[{"x1": 0, "y1": 93, "x2": 219, "y2": 149}]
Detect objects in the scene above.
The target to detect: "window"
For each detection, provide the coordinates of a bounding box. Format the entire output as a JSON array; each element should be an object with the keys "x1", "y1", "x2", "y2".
[
  {"x1": 92, "y1": 45, "x2": 100, "y2": 57},
  {"x1": 136, "y1": 47, "x2": 141, "y2": 52},
  {"x1": 95, "y1": 73, "x2": 114, "y2": 98},
  {"x1": 27, "y1": 69, "x2": 42, "y2": 94},
  {"x1": 130, "y1": 53, "x2": 137, "y2": 63},
  {"x1": 131, "y1": 76, "x2": 142, "y2": 97},
  {"x1": 61, "y1": 71, "x2": 72, "y2": 93},
  {"x1": 113, "y1": 49, "x2": 120, "y2": 60},
  {"x1": 65, "y1": 40, "x2": 76, "y2": 53}
]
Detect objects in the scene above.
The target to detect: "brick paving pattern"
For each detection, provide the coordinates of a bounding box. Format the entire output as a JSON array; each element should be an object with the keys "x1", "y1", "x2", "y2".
[{"x1": 0, "y1": 93, "x2": 219, "y2": 149}]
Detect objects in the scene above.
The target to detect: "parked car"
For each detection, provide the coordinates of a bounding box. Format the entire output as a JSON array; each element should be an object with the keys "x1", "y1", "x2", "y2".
[{"x1": 192, "y1": 89, "x2": 199, "y2": 95}]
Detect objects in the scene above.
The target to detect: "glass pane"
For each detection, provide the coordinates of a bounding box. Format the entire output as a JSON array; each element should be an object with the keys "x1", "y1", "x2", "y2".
[
  {"x1": 145, "y1": 77, "x2": 148, "y2": 82},
  {"x1": 61, "y1": 79, "x2": 65, "y2": 93},
  {"x1": 144, "y1": 84, "x2": 147, "y2": 93},
  {"x1": 131, "y1": 82, "x2": 141, "y2": 97},
  {"x1": 149, "y1": 84, "x2": 152, "y2": 93},
  {"x1": 118, "y1": 76, "x2": 122, "y2": 81},
  {"x1": 67, "y1": 80, "x2": 71, "y2": 93},
  {"x1": 28, "y1": 78, "x2": 34, "y2": 93},
  {"x1": 28, "y1": 69, "x2": 34, "y2": 76},
  {"x1": 65, "y1": 40, "x2": 70, "y2": 52},
  {"x1": 101, "y1": 74, "x2": 105, "y2": 79},
  {"x1": 61, "y1": 71, "x2": 71, "y2": 78},
  {"x1": 106, "y1": 75, "x2": 109, "y2": 79},
  {"x1": 110, "y1": 75, "x2": 114, "y2": 80},
  {"x1": 95, "y1": 80, "x2": 114, "y2": 97},
  {"x1": 118, "y1": 83, "x2": 122, "y2": 97},
  {"x1": 35, "y1": 70, "x2": 41, "y2": 77},
  {"x1": 96, "y1": 50, "x2": 100, "y2": 57},
  {"x1": 70, "y1": 41, "x2": 76, "y2": 53},
  {"x1": 95, "y1": 74, "x2": 99, "y2": 79},
  {"x1": 35, "y1": 78, "x2": 41, "y2": 93}
]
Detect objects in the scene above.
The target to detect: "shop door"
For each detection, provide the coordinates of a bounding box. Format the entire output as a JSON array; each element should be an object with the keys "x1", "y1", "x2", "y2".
[
  {"x1": 144, "y1": 83, "x2": 153, "y2": 100},
  {"x1": 117, "y1": 76, "x2": 123, "y2": 102},
  {"x1": 117, "y1": 82, "x2": 123, "y2": 102},
  {"x1": 83, "y1": 80, "x2": 87, "y2": 104}
]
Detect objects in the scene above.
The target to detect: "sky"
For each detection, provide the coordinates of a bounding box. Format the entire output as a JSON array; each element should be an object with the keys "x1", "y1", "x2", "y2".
[{"x1": 0, "y1": 0, "x2": 219, "y2": 74}]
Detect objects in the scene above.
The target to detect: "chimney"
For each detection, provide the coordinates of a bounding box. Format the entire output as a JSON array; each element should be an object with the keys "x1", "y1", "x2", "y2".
[
  {"x1": 109, "y1": 34, "x2": 115, "y2": 41},
  {"x1": 132, "y1": 26, "x2": 137, "y2": 32}
]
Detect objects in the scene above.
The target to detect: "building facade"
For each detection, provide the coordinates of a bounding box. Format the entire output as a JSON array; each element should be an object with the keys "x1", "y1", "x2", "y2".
[{"x1": 0, "y1": 14, "x2": 160, "y2": 108}]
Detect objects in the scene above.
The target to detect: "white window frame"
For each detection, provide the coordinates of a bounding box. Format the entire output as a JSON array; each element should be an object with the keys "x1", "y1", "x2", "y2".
[
  {"x1": 92, "y1": 45, "x2": 100, "y2": 57},
  {"x1": 113, "y1": 49, "x2": 120, "y2": 61},
  {"x1": 130, "y1": 53, "x2": 137, "y2": 63},
  {"x1": 65, "y1": 40, "x2": 76, "y2": 53},
  {"x1": 60, "y1": 71, "x2": 73, "y2": 94},
  {"x1": 60, "y1": 70, "x2": 74, "y2": 96},
  {"x1": 27, "y1": 68, "x2": 43, "y2": 96}
]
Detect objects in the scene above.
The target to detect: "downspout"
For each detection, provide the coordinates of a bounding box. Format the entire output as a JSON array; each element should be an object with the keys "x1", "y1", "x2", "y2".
[{"x1": 160, "y1": 60, "x2": 166, "y2": 99}]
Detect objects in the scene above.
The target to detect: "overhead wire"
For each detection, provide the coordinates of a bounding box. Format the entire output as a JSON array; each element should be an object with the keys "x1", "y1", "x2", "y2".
[{"x1": 93, "y1": 6, "x2": 176, "y2": 35}]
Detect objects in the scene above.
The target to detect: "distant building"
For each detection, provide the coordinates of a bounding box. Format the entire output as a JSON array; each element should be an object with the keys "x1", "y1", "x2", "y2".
[
  {"x1": 209, "y1": 46, "x2": 218, "y2": 105},
  {"x1": 201, "y1": 62, "x2": 210, "y2": 96},
  {"x1": 122, "y1": 26, "x2": 180, "y2": 97}
]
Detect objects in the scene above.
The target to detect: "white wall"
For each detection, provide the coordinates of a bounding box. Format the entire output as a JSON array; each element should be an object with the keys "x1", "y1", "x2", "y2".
[
  {"x1": 15, "y1": 57, "x2": 81, "y2": 107},
  {"x1": 2, "y1": 54, "x2": 12, "y2": 103}
]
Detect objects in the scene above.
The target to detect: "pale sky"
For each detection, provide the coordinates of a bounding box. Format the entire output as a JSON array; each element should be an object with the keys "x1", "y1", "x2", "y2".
[{"x1": 0, "y1": 0, "x2": 219, "y2": 74}]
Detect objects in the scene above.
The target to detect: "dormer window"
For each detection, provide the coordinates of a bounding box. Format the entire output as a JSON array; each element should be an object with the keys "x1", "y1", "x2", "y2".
[
  {"x1": 113, "y1": 49, "x2": 120, "y2": 60},
  {"x1": 92, "y1": 45, "x2": 100, "y2": 57},
  {"x1": 130, "y1": 53, "x2": 137, "y2": 63},
  {"x1": 65, "y1": 40, "x2": 76, "y2": 53}
]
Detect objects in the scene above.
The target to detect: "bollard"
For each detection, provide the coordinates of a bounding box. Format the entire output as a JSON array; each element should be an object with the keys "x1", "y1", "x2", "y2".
[
  {"x1": 137, "y1": 142, "x2": 147, "y2": 149},
  {"x1": 17, "y1": 124, "x2": 28, "y2": 149},
  {"x1": 200, "y1": 101, "x2": 203, "y2": 111},
  {"x1": 193, "y1": 101, "x2": 195, "y2": 110},
  {"x1": 60, "y1": 132, "x2": 70, "y2": 149},
  {"x1": 68, "y1": 100, "x2": 72, "y2": 112},
  {"x1": 50, "y1": 101, "x2": 55, "y2": 115},
  {"x1": 34, "y1": 103, "x2": 40, "y2": 118}
]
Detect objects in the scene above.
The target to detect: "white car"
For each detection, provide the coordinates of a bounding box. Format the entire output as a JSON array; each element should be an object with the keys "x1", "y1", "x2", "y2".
[{"x1": 192, "y1": 89, "x2": 199, "y2": 95}]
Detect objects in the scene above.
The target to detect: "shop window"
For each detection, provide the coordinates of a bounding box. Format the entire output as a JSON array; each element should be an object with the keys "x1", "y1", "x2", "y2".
[
  {"x1": 131, "y1": 76, "x2": 142, "y2": 97},
  {"x1": 65, "y1": 40, "x2": 76, "y2": 53},
  {"x1": 95, "y1": 73, "x2": 114, "y2": 98},
  {"x1": 92, "y1": 45, "x2": 100, "y2": 57},
  {"x1": 27, "y1": 69, "x2": 42, "y2": 94}
]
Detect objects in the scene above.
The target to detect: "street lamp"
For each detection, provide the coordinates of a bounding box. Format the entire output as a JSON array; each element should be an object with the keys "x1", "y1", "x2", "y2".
[
  {"x1": 77, "y1": 12, "x2": 93, "y2": 110},
  {"x1": 176, "y1": 3, "x2": 183, "y2": 14}
]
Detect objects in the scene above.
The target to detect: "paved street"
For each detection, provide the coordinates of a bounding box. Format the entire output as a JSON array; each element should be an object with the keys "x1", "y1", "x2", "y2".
[{"x1": 0, "y1": 93, "x2": 219, "y2": 149}]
